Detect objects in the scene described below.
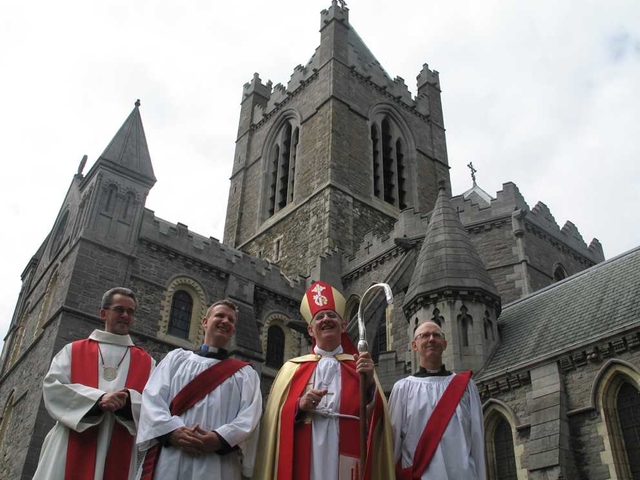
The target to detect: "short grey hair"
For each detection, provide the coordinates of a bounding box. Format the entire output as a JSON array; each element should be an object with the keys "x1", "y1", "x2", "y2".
[{"x1": 101, "y1": 287, "x2": 138, "y2": 310}]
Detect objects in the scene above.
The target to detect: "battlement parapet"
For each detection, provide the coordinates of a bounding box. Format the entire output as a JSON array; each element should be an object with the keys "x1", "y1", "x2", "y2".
[
  {"x1": 417, "y1": 63, "x2": 441, "y2": 91},
  {"x1": 452, "y1": 183, "x2": 602, "y2": 261},
  {"x1": 343, "y1": 207, "x2": 428, "y2": 273},
  {"x1": 242, "y1": 73, "x2": 272, "y2": 102},
  {"x1": 320, "y1": 0, "x2": 349, "y2": 28},
  {"x1": 140, "y1": 210, "x2": 304, "y2": 295},
  {"x1": 453, "y1": 182, "x2": 529, "y2": 225}
]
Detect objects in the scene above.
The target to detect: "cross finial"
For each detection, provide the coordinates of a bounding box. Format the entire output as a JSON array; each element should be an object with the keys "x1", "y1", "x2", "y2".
[{"x1": 467, "y1": 162, "x2": 477, "y2": 186}]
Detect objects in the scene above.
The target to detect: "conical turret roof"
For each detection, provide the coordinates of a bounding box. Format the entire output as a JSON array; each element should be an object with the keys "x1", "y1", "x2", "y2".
[
  {"x1": 98, "y1": 100, "x2": 156, "y2": 182},
  {"x1": 405, "y1": 181, "x2": 499, "y2": 312}
]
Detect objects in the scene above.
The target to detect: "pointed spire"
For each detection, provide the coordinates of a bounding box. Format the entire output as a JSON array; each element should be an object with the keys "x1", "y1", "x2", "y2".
[
  {"x1": 98, "y1": 99, "x2": 156, "y2": 183},
  {"x1": 404, "y1": 180, "x2": 499, "y2": 312}
]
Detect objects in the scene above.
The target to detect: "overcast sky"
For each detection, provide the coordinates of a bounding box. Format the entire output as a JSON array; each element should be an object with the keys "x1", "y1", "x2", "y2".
[{"x1": 1, "y1": 0, "x2": 639, "y2": 346}]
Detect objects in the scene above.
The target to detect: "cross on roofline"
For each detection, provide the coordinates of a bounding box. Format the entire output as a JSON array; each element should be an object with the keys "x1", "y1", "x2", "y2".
[{"x1": 467, "y1": 162, "x2": 477, "y2": 186}]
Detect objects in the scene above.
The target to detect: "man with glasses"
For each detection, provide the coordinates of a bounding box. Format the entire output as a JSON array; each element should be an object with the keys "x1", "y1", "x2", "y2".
[
  {"x1": 388, "y1": 321, "x2": 485, "y2": 480},
  {"x1": 33, "y1": 287, "x2": 154, "y2": 480}
]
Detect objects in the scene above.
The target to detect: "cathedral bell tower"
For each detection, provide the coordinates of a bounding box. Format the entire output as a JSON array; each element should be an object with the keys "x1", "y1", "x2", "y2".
[{"x1": 224, "y1": 1, "x2": 450, "y2": 278}]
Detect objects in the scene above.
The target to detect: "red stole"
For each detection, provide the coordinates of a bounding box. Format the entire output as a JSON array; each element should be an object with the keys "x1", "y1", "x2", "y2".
[
  {"x1": 396, "y1": 371, "x2": 472, "y2": 480},
  {"x1": 277, "y1": 358, "x2": 368, "y2": 480},
  {"x1": 65, "y1": 339, "x2": 152, "y2": 480},
  {"x1": 140, "y1": 357, "x2": 248, "y2": 480}
]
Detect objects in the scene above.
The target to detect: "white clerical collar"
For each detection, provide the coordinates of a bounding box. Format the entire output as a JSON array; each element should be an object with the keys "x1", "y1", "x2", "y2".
[
  {"x1": 314, "y1": 345, "x2": 344, "y2": 357},
  {"x1": 89, "y1": 329, "x2": 134, "y2": 346}
]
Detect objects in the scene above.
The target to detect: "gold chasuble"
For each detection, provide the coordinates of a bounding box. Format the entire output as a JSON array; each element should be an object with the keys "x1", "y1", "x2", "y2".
[{"x1": 254, "y1": 354, "x2": 394, "y2": 480}]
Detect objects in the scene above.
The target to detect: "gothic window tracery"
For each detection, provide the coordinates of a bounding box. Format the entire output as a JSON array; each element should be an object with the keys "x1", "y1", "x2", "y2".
[
  {"x1": 370, "y1": 110, "x2": 411, "y2": 209},
  {"x1": 266, "y1": 118, "x2": 300, "y2": 218},
  {"x1": 617, "y1": 382, "x2": 640, "y2": 477},
  {"x1": 494, "y1": 417, "x2": 517, "y2": 479}
]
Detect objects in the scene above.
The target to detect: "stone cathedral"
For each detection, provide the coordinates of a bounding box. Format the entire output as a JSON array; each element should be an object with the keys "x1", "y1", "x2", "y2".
[{"x1": 1, "y1": 2, "x2": 639, "y2": 479}]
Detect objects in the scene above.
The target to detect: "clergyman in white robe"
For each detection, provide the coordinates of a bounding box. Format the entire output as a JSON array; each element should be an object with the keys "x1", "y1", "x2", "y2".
[
  {"x1": 33, "y1": 329, "x2": 155, "y2": 480},
  {"x1": 388, "y1": 372, "x2": 486, "y2": 480},
  {"x1": 136, "y1": 348, "x2": 262, "y2": 480}
]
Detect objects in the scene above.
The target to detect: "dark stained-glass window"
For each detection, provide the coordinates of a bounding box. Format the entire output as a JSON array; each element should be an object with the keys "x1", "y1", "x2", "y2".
[
  {"x1": 168, "y1": 290, "x2": 193, "y2": 339},
  {"x1": 266, "y1": 325, "x2": 285, "y2": 368},
  {"x1": 495, "y1": 417, "x2": 517, "y2": 480},
  {"x1": 617, "y1": 382, "x2": 640, "y2": 478}
]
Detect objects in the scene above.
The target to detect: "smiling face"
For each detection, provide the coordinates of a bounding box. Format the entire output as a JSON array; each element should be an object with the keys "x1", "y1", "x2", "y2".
[
  {"x1": 100, "y1": 294, "x2": 136, "y2": 335},
  {"x1": 412, "y1": 321, "x2": 447, "y2": 369},
  {"x1": 202, "y1": 304, "x2": 237, "y2": 348},
  {"x1": 307, "y1": 309, "x2": 346, "y2": 351}
]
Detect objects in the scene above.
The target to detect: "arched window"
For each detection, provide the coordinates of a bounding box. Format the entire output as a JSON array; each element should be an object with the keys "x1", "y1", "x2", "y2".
[
  {"x1": 7, "y1": 305, "x2": 29, "y2": 369},
  {"x1": 553, "y1": 263, "x2": 568, "y2": 282},
  {"x1": 0, "y1": 392, "x2": 15, "y2": 468},
  {"x1": 484, "y1": 403, "x2": 523, "y2": 480},
  {"x1": 168, "y1": 290, "x2": 193, "y2": 339},
  {"x1": 50, "y1": 210, "x2": 69, "y2": 256},
  {"x1": 494, "y1": 417, "x2": 517, "y2": 479},
  {"x1": 103, "y1": 184, "x2": 118, "y2": 215},
  {"x1": 35, "y1": 270, "x2": 59, "y2": 337},
  {"x1": 266, "y1": 117, "x2": 300, "y2": 218},
  {"x1": 458, "y1": 306, "x2": 473, "y2": 347},
  {"x1": 122, "y1": 192, "x2": 136, "y2": 220},
  {"x1": 617, "y1": 382, "x2": 640, "y2": 477},
  {"x1": 369, "y1": 109, "x2": 412, "y2": 209},
  {"x1": 484, "y1": 310, "x2": 494, "y2": 341},
  {"x1": 158, "y1": 277, "x2": 208, "y2": 348},
  {"x1": 431, "y1": 308, "x2": 444, "y2": 326},
  {"x1": 371, "y1": 312, "x2": 388, "y2": 363},
  {"x1": 266, "y1": 325, "x2": 285, "y2": 368}
]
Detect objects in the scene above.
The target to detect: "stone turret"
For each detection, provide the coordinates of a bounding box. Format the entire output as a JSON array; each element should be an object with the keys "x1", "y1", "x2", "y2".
[{"x1": 404, "y1": 180, "x2": 501, "y2": 372}]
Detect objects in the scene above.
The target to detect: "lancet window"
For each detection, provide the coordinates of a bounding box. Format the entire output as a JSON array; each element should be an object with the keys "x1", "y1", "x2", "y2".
[
  {"x1": 370, "y1": 114, "x2": 409, "y2": 209},
  {"x1": 267, "y1": 119, "x2": 300, "y2": 217}
]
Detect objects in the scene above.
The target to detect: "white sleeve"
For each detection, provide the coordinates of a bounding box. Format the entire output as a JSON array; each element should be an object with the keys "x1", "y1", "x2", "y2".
[
  {"x1": 42, "y1": 344, "x2": 106, "y2": 432},
  {"x1": 136, "y1": 350, "x2": 186, "y2": 450},
  {"x1": 468, "y1": 381, "x2": 486, "y2": 480},
  {"x1": 388, "y1": 380, "x2": 406, "y2": 465},
  {"x1": 215, "y1": 367, "x2": 263, "y2": 477}
]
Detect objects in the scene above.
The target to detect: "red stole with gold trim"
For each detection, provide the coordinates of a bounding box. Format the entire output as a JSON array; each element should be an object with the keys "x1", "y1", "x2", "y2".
[
  {"x1": 277, "y1": 358, "x2": 371, "y2": 480},
  {"x1": 65, "y1": 338, "x2": 152, "y2": 480}
]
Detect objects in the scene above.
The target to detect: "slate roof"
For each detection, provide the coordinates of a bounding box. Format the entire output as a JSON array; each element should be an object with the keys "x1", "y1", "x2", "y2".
[
  {"x1": 98, "y1": 101, "x2": 156, "y2": 182},
  {"x1": 404, "y1": 183, "x2": 499, "y2": 311},
  {"x1": 478, "y1": 246, "x2": 640, "y2": 379}
]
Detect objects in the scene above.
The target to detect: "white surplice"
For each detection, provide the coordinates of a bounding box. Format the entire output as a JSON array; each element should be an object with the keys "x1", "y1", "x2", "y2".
[
  {"x1": 307, "y1": 345, "x2": 347, "y2": 480},
  {"x1": 136, "y1": 349, "x2": 262, "y2": 480},
  {"x1": 33, "y1": 329, "x2": 155, "y2": 480},
  {"x1": 388, "y1": 374, "x2": 486, "y2": 480}
]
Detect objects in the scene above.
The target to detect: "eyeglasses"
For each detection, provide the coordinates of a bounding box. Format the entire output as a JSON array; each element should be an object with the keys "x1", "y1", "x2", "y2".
[
  {"x1": 414, "y1": 332, "x2": 444, "y2": 341},
  {"x1": 108, "y1": 306, "x2": 136, "y2": 316}
]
